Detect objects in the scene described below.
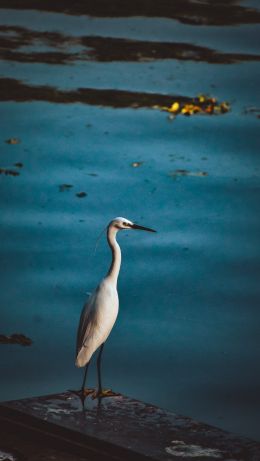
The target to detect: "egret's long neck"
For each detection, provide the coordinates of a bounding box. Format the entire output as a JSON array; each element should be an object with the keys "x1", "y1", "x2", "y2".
[{"x1": 106, "y1": 226, "x2": 121, "y2": 285}]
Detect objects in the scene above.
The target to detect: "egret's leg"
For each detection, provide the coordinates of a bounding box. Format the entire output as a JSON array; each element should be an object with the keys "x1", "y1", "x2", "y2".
[
  {"x1": 81, "y1": 362, "x2": 89, "y2": 392},
  {"x1": 92, "y1": 343, "x2": 120, "y2": 399},
  {"x1": 69, "y1": 362, "x2": 94, "y2": 407},
  {"x1": 80, "y1": 362, "x2": 95, "y2": 398},
  {"x1": 97, "y1": 343, "x2": 104, "y2": 394}
]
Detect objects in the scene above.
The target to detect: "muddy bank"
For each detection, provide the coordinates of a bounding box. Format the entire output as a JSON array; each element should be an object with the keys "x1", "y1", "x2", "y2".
[{"x1": 0, "y1": 0, "x2": 260, "y2": 26}]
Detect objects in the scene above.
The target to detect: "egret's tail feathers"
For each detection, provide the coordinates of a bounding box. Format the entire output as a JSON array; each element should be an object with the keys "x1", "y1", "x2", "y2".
[{"x1": 75, "y1": 346, "x2": 93, "y2": 368}]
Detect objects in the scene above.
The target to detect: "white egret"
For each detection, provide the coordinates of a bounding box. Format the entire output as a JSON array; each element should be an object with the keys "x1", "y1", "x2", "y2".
[{"x1": 74, "y1": 217, "x2": 156, "y2": 403}]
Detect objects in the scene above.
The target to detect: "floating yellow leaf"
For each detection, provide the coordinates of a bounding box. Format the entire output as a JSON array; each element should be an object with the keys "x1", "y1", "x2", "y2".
[
  {"x1": 205, "y1": 105, "x2": 214, "y2": 114},
  {"x1": 154, "y1": 94, "x2": 230, "y2": 118},
  {"x1": 169, "y1": 102, "x2": 180, "y2": 113},
  {"x1": 220, "y1": 102, "x2": 230, "y2": 113}
]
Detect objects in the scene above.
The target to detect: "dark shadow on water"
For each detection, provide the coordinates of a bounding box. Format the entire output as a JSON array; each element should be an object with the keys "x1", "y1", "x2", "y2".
[
  {"x1": 0, "y1": 0, "x2": 260, "y2": 26},
  {"x1": 0, "y1": 26, "x2": 259, "y2": 65},
  {"x1": 0, "y1": 78, "x2": 230, "y2": 116},
  {"x1": 0, "y1": 77, "x2": 192, "y2": 107}
]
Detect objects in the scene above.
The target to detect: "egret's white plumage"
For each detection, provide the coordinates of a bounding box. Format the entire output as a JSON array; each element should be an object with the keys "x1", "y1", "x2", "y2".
[
  {"x1": 75, "y1": 217, "x2": 156, "y2": 395},
  {"x1": 76, "y1": 278, "x2": 119, "y2": 367}
]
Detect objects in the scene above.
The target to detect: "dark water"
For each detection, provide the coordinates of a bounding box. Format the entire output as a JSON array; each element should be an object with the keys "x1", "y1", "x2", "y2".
[{"x1": 0, "y1": 3, "x2": 260, "y2": 442}]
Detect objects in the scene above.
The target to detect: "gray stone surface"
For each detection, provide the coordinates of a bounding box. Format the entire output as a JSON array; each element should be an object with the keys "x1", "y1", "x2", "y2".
[{"x1": 0, "y1": 392, "x2": 260, "y2": 460}]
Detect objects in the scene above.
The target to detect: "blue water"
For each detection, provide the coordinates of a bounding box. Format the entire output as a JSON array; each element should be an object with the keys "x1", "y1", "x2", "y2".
[{"x1": 0, "y1": 7, "x2": 260, "y2": 442}]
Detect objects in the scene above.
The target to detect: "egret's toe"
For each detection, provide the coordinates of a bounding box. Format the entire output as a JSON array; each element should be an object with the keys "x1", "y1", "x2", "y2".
[
  {"x1": 69, "y1": 388, "x2": 95, "y2": 399},
  {"x1": 91, "y1": 389, "x2": 121, "y2": 399}
]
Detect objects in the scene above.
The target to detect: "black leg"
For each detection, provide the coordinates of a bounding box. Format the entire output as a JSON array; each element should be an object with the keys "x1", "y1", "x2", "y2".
[
  {"x1": 69, "y1": 361, "x2": 95, "y2": 409},
  {"x1": 91, "y1": 344, "x2": 120, "y2": 400},
  {"x1": 81, "y1": 362, "x2": 89, "y2": 392},
  {"x1": 97, "y1": 343, "x2": 104, "y2": 394}
]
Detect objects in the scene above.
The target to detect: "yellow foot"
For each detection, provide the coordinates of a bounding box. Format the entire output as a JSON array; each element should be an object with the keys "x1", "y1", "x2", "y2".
[
  {"x1": 91, "y1": 389, "x2": 121, "y2": 400},
  {"x1": 82, "y1": 388, "x2": 95, "y2": 398},
  {"x1": 68, "y1": 388, "x2": 95, "y2": 399}
]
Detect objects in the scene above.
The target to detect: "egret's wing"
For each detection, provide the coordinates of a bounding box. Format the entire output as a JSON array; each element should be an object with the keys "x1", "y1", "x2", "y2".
[
  {"x1": 75, "y1": 280, "x2": 119, "y2": 367},
  {"x1": 76, "y1": 291, "x2": 96, "y2": 356}
]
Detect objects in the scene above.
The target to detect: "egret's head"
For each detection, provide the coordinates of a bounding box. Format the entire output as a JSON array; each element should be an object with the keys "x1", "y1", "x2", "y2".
[{"x1": 109, "y1": 217, "x2": 156, "y2": 233}]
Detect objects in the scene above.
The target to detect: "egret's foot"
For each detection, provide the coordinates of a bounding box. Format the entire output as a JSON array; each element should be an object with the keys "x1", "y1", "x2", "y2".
[
  {"x1": 82, "y1": 388, "x2": 95, "y2": 398},
  {"x1": 68, "y1": 388, "x2": 95, "y2": 399},
  {"x1": 91, "y1": 389, "x2": 121, "y2": 399}
]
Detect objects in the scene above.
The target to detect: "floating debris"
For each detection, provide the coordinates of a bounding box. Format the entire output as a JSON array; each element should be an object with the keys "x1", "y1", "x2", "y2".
[
  {"x1": 76, "y1": 192, "x2": 87, "y2": 198},
  {"x1": 0, "y1": 333, "x2": 32, "y2": 346},
  {"x1": 5, "y1": 138, "x2": 21, "y2": 144},
  {"x1": 88, "y1": 173, "x2": 98, "y2": 177},
  {"x1": 154, "y1": 95, "x2": 230, "y2": 118},
  {"x1": 244, "y1": 106, "x2": 260, "y2": 119},
  {"x1": 59, "y1": 184, "x2": 73, "y2": 192},
  {"x1": 131, "y1": 162, "x2": 143, "y2": 168},
  {"x1": 170, "y1": 169, "x2": 208, "y2": 177},
  {"x1": 0, "y1": 168, "x2": 20, "y2": 176},
  {"x1": 14, "y1": 162, "x2": 23, "y2": 168}
]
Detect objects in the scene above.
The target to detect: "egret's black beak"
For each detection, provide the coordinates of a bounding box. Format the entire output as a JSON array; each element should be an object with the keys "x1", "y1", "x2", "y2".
[{"x1": 131, "y1": 223, "x2": 156, "y2": 233}]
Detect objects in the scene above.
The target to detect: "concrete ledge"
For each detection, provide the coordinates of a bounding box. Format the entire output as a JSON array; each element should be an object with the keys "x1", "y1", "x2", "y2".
[{"x1": 0, "y1": 392, "x2": 259, "y2": 460}]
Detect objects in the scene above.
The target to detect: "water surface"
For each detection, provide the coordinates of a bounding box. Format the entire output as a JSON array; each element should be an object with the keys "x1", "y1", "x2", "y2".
[{"x1": 0, "y1": 4, "x2": 260, "y2": 442}]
